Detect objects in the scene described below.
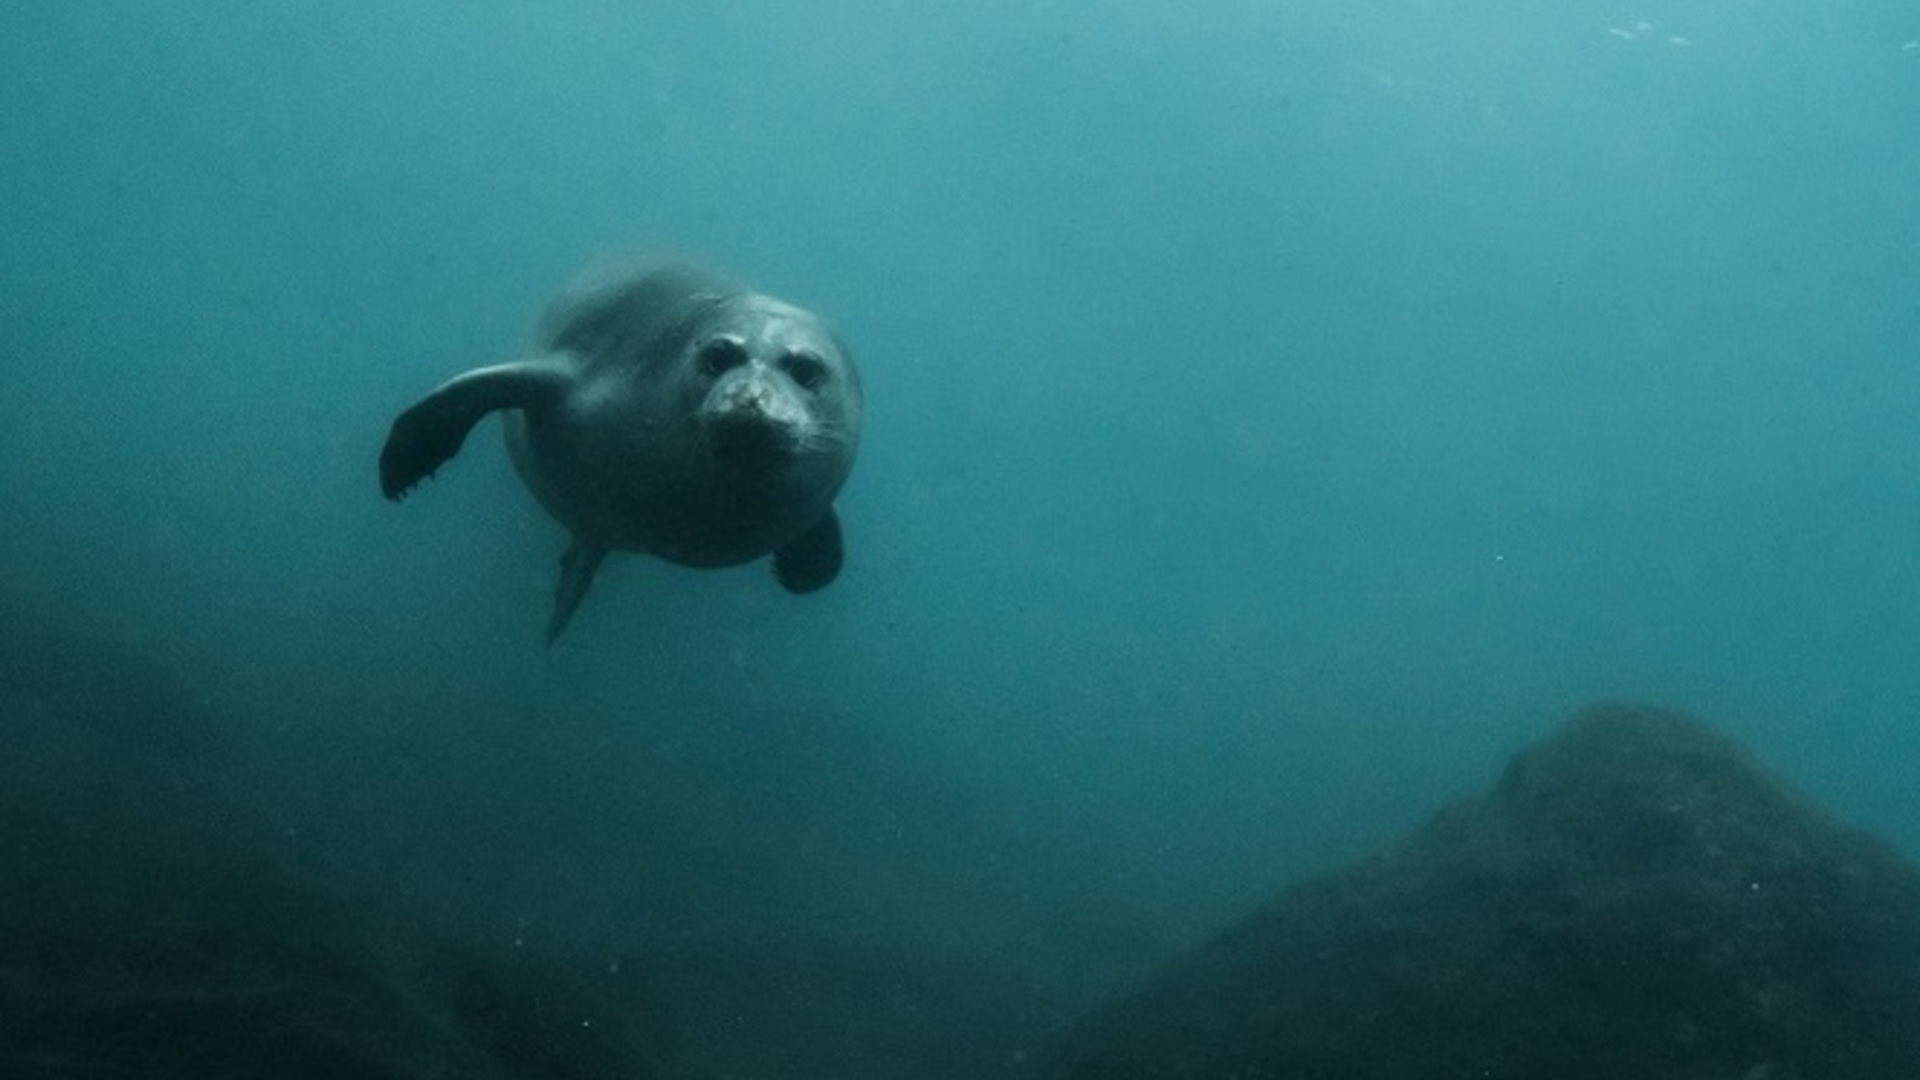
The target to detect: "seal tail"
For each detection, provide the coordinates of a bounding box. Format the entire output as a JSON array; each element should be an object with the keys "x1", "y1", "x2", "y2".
[{"x1": 547, "y1": 539, "x2": 609, "y2": 644}]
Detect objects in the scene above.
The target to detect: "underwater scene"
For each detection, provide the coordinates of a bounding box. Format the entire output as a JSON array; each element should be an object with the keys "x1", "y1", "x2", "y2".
[{"x1": 2, "y1": 2, "x2": 1918, "y2": 1077}]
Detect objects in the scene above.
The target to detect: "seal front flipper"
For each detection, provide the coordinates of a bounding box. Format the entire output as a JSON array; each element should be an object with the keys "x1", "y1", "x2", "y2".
[
  {"x1": 772, "y1": 507, "x2": 844, "y2": 594},
  {"x1": 547, "y1": 538, "x2": 608, "y2": 644},
  {"x1": 379, "y1": 357, "x2": 573, "y2": 500}
]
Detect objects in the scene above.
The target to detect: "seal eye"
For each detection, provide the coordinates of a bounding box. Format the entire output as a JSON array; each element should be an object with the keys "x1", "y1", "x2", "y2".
[
  {"x1": 783, "y1": 350, "x2": 829, "y2": 391},
  {"x1": 697, "y1": 337, "x2": 748, "y2": 378}
]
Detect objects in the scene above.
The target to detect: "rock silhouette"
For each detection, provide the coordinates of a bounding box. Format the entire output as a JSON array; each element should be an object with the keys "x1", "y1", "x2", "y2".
[
  {"x1": 0, "y1": 617, "x2": 659, "y2": 1080},
  {"x1": 13, "y1": 609, "x2": 1918, "y2": 1080},
  {"x1": 1049, "y1": 702, "x2": 1920, "y2": 1080},
  {"x1": 0, "y1": 613, "x2": 1063, "y2": 1079}
]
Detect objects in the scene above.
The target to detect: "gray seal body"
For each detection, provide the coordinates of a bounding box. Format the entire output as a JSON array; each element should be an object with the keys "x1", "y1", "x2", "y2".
[{"x1": 380, "y1": 261, "x2": 862, "y2": 641}]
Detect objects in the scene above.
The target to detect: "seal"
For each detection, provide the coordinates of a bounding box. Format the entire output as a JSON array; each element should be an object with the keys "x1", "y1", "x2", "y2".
[{"x1": 379, "y1": 260, "x2": 862, "y2": 642}]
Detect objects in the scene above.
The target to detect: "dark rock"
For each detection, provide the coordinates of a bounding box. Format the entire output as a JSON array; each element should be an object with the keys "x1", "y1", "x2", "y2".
[
  {"x1": 1047, "y1": 702, "x2": 1920, "y2": 1080},
  {"x1": 0, "y1": 615, "x2": 662, "y2": 1080},
  {"x1": 609, "y1": 931, "x2": 1066, "y2": 1079}
]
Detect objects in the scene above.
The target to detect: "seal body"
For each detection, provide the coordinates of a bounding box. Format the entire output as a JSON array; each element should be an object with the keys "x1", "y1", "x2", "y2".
[{"x1": 379, "y1": 261, "x2": 862, "y2": 641}]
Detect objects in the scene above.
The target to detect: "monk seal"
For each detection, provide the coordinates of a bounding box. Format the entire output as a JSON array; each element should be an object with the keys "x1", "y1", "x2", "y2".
[{"x1": 379, "y1": 260, "x2": 862, "y2": 642}]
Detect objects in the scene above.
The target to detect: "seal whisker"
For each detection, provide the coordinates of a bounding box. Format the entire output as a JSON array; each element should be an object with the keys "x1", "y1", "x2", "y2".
[{"x1": 795, "y1": 426, "x2": 847, "y2": 453}]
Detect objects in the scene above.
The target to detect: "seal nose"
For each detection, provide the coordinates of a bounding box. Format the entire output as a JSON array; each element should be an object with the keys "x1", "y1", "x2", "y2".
[
  {"x1": 721, "y1": 376, "x2": 776, "y2": 415},
  {"x1": 713, "y1": 369, "x2": 804, "y2": 424}
]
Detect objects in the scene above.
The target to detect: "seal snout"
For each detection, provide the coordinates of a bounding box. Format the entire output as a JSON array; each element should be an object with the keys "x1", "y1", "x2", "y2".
[
  {"x1": 713, "y1": 372, "x2": 781, "y2": 415},
  {"x1": 702, "y1": 372, "x2": 807, "y2": 463}
]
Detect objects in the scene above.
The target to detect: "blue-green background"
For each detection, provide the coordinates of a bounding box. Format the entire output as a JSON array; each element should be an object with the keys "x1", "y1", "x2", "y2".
[{"x1": 3, "y1": 0, "x2": 1917, "y2": 995}]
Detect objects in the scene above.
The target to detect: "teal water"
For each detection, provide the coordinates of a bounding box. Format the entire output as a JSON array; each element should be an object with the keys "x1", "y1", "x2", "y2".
[{"x1": 2, "y1": 0, "x2": 1917, "y2": 1003}]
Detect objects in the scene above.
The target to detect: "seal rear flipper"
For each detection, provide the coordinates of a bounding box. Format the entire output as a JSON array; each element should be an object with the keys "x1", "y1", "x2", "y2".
[
  {"x1": 379, "y1": 356, "x2": 573, "y2": 500},
  {"x1": 772, "y1": 507, "x2": 844, "y2": 594},
  {"x1": 547, "y1": 539, "x2": 608, "y2": 644}
]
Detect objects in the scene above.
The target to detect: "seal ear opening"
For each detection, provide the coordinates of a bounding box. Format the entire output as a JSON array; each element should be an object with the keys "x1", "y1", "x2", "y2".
[{"x1": 772, "y1": 508, "x2": 844, "y2": 594}]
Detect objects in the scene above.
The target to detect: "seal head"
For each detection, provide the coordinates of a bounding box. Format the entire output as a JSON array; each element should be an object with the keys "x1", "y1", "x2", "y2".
[{"x1": 688, "y1": 296, "x2": 860, "y2": 478}]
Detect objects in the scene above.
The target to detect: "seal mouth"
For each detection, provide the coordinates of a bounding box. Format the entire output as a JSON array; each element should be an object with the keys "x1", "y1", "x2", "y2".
[{"x1": 703, "y1": 413, "x2": 799, "y2": 467}]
